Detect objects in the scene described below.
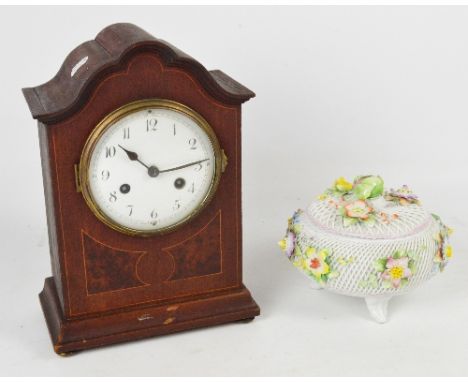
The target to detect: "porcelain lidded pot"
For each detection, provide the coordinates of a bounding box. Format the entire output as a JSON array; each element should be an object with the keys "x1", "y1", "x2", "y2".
[{"x1": 278, "y1": 175, "x2": 453, "y2": 323}]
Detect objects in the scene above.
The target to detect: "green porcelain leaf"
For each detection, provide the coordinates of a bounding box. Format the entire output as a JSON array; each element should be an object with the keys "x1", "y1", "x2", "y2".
[
  {"x1": 407, "y1": 251, "x2": 417, "y2": 259},
  {"x1": 328, "y1": 271, "x2": 340, "y2": 279},
  {"x1": 343, "y1": 216, "x2": 356, "y2": 227},
  {"x1": 374, "y1": 258, "x2": 387, "y2": 272},
  {"x1": 353, "y1": 183, "x2": 372, "y2": 200},
  {"x1": 292, "y1": 224, "x2": 302, "y2": 234},
  {"x1": 358, "y1": 280, "x2": 368, "y2": 288},
  {"x1": 393, "y1": 250, "x2": 403, "y2": 259},
  {"x1": 353, "y1": 176, "x2": 384, "y2": 200},
  {"x1": 294, "y1": 245, "x2": 303, "y2": 258},
  {"x1": 369, "y1": 274, "x2": 378, "y2": 288}
]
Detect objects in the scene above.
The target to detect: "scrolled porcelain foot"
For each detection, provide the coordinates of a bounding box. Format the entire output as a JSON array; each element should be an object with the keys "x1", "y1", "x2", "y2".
[{"x1": 365, "y1": 295, "x2": 392, "y2": 323}]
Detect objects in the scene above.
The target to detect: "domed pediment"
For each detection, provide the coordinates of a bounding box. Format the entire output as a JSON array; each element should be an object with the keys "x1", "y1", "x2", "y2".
[{"x1": 23, "y1": 23, "x2": 255, "y2": 123}]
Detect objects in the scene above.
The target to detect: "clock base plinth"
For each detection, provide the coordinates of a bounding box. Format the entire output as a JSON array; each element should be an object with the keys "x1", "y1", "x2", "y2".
[{"x1": 39, "y1": 277, "x2": 260, "y2": 354}]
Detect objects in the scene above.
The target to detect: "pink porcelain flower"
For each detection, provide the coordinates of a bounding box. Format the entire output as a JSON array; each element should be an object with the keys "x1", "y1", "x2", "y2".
[
  {"x1": 381, "y1": 256, "x2": 412, "y2": 288},
  {"x1": 344, "y1": 200, "x2": 372, "y2": 219}
]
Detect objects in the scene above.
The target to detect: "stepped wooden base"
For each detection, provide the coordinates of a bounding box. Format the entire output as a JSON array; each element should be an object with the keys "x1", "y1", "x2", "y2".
[{"x1": 39, "y1": 277, "x2": 260, "y2": 354}]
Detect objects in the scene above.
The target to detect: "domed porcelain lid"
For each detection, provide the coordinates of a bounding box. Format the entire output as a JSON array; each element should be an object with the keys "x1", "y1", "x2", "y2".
[{"x1": 305, "y1": 176, "x2": 433, "y2": 240}]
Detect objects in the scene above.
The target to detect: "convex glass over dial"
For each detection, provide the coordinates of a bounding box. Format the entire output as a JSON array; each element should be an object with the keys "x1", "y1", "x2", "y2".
[{"x1": 79, "y1": 99, "x2": 222, "y2": 235}]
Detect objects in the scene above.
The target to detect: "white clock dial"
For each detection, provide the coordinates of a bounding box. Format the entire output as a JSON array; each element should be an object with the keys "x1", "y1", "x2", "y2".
[{"x1": 82, "y1": 101, "x2": 220, "y2": 234}]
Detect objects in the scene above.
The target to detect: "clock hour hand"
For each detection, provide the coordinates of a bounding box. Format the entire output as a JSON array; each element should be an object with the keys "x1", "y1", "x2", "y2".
[
  {"x1": 160, "y1": 159, "x2": 209, "y2": 173},
  {"x1": 118, "y1": 145, "x2": 161, "y2": 178},
  {"x1": 118, "y1": 144, "x2": 150, "y2": 169}
]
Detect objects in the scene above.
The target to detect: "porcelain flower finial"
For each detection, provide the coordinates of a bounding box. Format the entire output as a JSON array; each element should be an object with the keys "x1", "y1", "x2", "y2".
[{"x1": 353, "y1": 175, "x2": 384, "y2": 200}]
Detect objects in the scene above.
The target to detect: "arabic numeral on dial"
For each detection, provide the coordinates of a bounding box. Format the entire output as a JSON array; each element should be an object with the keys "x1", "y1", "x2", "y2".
[
  {"x1": 109, "y1": 191, "x2": 117, "y2": 202},
  {"x1": 150, "y1": 209, "x2": 158, "y2": 226},
  {"x1": 105, "y1": 146, "x2": 116, "y2": 158},
  {"x1": 188, "y1": 138, "x2": 197, "y2": 150},
  {"x1": 123, "y1": 127, "x2": 130, "y2": 139},
  {"x1": 194, "y1": 163, "x2": 203, "y2": 171},
  {"x1": 146, "y1": 118, "x2": 158, "y2": 132},
  {"x1": 188, "y1": 182, "x2": 195, "y2": 193},
  {"x1": 101, "y1": 170, "x2": 110, "y2": 180},
  {"x1": 174, "y1": 199, "x2": 181, "y2": 210}
]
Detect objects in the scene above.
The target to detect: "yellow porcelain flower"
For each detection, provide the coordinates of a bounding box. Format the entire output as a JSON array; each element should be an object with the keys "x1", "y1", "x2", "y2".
[
  {"x1": 305, "y1": 247, "x2": 330, "y2": 278},
  {"x1": 334, "y1": 177, "x2": 353, "y2": 193},
  {"x1": 445, "y1": 245, "x2": 453, "y2": 259},
  {"x1": 293, "y1": 255, "x2": 308, "y2": 271},
  {"x1": 317, "y1": 193, "x2": 328, "y2": 201},
  {"x1": 432, "y1": 216, "x2": 453, "y2": 271},
  {"x1": 278, "y1": 239, "x2": 286, "y2": 251}
]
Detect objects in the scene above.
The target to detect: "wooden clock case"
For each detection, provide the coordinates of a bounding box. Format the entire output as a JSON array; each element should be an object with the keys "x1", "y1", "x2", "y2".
[{"x1": 22, "y1": 23, "x2": 260, "y2": 354}]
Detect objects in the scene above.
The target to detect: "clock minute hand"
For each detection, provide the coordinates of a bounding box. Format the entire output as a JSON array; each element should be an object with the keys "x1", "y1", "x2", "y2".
[
  {"x1": 117, "y1": 144, "x2": 150, "y2": 169},
  {"x1": 160, "y1": 159, "x2": 209, "y2": 173}
]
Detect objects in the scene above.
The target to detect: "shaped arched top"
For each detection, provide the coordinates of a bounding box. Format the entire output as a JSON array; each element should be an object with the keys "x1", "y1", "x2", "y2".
[{"x1": 22, "y1": 23, "x2": 255, "y2": 123}]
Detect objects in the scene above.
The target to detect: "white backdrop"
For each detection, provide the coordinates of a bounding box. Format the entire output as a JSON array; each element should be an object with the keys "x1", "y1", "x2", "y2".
[{"x1": 1, "y1": 5, "x2": 467, "y2": 376}]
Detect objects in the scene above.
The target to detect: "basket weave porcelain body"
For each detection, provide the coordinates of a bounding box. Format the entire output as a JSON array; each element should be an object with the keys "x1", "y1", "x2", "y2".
[{"x1": 279, "y1": 176, "x2": 453, "y2": 323}]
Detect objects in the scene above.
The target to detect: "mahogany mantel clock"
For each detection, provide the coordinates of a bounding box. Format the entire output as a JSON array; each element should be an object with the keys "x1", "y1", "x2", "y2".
[{"x1": 22, "y1": 23, "x2": 259, "y2": 354}]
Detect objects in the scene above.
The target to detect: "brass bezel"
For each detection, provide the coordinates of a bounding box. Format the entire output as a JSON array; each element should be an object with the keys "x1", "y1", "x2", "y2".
[{"x1": 79, "y1": 99, "x2": 223, "y2": 237}]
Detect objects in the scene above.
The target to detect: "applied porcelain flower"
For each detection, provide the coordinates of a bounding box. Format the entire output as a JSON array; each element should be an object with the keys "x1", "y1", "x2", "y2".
[
  {"x1": 290, "y1": 246, "x2": 338, "y2": 285},
  {"x1": 381, "y1": 256, "x2": 412, "y2": 288},
  {"x1": 334, "y1": 176, "x2": 353, "y2": 193},
  {"x1": 384, "y1": 185, "x2": 419, "y2": 205},
  {"x1": 278, "y1": 230, "x2": 296, "y2": 259},
  {"x1": 445, "y1": 245, "x2": 453, "y2": 259},
  {"x1": 339, "y1": 199, "x2": 376, "y2": 227},
  {"x1": 353, "y1": 175, "x2": 384, "y2": 200},
  {"x1": 278, "y1": 210, "x2": 304, "y2": 259},
  {"x1": 344, "y1": 200, "x2": 372, "y2": 219},
  {"x1": 433, "y1": 214, "x2": 453, "y2": 271},
  {"x1": 374, "y1": 250, "x2": 415, "y2": 289},
  {"x1": 305, "y1": 247, "x2": 330, "y2": 279},
  {"x1": 321, "y1": 176, "x2": 354, "y2": 198}
]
